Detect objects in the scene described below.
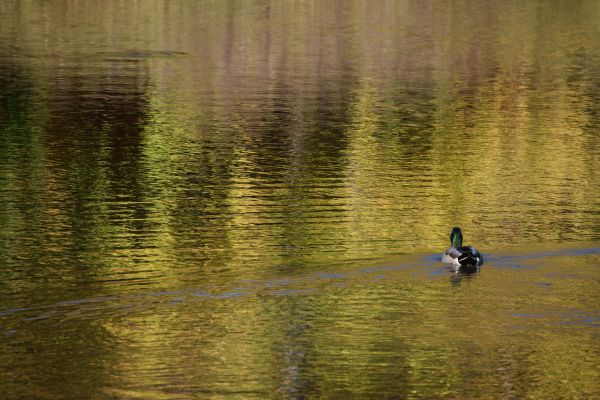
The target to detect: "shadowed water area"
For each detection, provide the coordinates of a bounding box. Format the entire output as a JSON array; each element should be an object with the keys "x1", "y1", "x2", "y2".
[{"x1": 1, "y1": 1, "x2": 599, "y2": 399}]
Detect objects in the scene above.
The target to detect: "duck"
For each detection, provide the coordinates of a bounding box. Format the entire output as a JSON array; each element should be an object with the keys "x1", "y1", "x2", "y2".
[{"x1": 441, "y1": 227, "x2": 483, "y2": 267}]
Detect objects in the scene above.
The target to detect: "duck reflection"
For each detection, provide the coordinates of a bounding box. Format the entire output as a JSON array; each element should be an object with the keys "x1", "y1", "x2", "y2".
[{"x1": 448, "y1": 265, "x2": 480, "y2": 286}]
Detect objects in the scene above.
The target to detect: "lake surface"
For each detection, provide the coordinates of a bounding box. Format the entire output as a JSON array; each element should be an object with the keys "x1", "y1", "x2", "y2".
[{"x1": 1, "y1": 1, "x2": 599, "y2": 399}]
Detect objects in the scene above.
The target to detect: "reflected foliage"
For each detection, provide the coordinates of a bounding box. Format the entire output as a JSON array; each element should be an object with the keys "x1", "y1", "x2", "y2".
[{"x1": 0, "y1": 0, "x2": 599, "y2": 399}]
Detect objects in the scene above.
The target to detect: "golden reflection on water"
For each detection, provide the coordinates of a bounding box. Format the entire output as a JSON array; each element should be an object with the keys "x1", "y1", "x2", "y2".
[
  {"x1": 1, "y1": 245, "x2": 600, "y2": 398},
  {"x1": 0, "y1": 1, "x2": 599, "y2": 398},
  {"x1": 15, "y1": 246, "x2": 590, "y2": 399}
]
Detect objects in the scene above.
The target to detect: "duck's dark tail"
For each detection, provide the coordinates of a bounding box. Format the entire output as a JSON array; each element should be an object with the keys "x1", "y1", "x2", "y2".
[
  {"x1": 458, "y1": 253, "x2": 479, "y2": 266},
  {"x1": 457, "y1": 245, "x2": 483, "y2": 267}
]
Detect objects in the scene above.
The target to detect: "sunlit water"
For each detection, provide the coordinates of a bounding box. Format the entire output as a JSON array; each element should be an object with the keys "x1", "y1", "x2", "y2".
[{"x1": 1, "y1": 1, "x2": 599, "y2": 399}]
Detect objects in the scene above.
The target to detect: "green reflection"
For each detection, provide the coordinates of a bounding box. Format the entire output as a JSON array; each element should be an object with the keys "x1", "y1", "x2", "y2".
[{"x1": 0, "y1": 0, "x2": 599, "y2": 399}]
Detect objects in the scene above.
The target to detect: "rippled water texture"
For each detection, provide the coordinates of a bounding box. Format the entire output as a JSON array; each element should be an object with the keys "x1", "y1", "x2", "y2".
[{"x1": 1, "y1": 1, "x2": 599, "y2": 399}]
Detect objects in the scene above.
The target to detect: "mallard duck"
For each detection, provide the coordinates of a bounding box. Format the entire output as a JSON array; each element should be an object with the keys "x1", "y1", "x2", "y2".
[{"x1": 442, "y1": 227, "x2": 483, "y2": 267}]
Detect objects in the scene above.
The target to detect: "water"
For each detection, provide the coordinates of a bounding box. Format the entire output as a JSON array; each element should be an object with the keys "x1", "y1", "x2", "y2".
[{"x1": 1, "y1": 1, "x2": 599, "y2": 398}]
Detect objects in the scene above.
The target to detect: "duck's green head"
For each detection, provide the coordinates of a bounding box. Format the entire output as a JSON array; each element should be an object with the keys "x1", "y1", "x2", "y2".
[{"x1": 450, "y1": 227, "x2": 463, "y2": 248}]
